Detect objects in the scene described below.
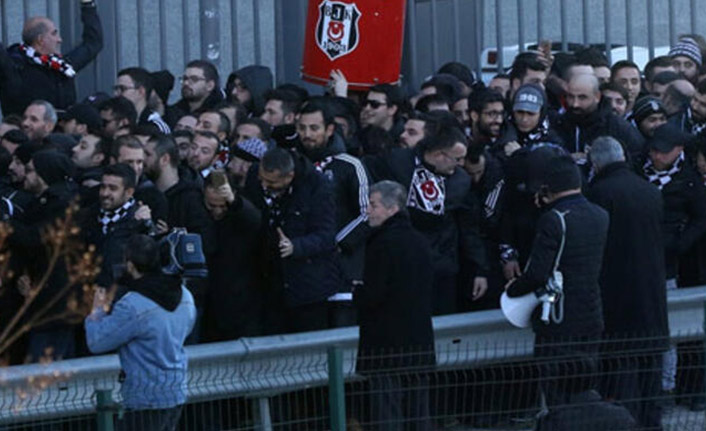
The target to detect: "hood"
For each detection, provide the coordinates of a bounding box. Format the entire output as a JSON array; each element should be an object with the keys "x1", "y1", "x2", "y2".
[
  {"x1": 126, "y1": 273, "x2": 183, "y2": 312},
  {"x1": 232, "y1": 66, "x2": 273, "y2": 116}
]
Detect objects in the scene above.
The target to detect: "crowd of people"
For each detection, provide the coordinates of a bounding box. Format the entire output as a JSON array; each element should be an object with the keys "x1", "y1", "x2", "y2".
[{"x1": 4, "y1": 1, "x2": 706, "y2": 429}]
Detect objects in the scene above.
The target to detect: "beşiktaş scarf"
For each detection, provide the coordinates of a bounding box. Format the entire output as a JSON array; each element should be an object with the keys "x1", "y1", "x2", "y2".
[
  {"x1": 407, "y1": 158, "x2": 446, "y2": 215},
  {"x1": 644, "y1": 152, "x2": 685, "y2": 190},
  {"x1": 521, "y1": 116, "x2": 551, "y2": 145},
  {"x1": 686, "y1": 107, "x2": 706, "y2": 136},
  {"x1": 263, "y1": 186, "x2": 292, "y2": 228},
  {"x1": 19, "y1": 44, "x2": 76, "y2": 78},
  {"x1": 98, "y1": 198, "x2": 135, "y2": 234}
]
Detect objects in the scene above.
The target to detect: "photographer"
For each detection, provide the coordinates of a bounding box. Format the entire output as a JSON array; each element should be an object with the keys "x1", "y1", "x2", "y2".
[{"x1": 85, "y1": 234, "x2": 196, "y2": 431}]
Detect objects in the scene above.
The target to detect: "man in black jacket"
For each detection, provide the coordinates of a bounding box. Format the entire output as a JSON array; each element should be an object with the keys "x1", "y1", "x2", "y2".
[
  {"x1": 365, "y1": 127, "x2": 488, "y2": 315},
  {"x1": 10, "y1": 150, "x2": 78, "y2": 362},
  {"x1": 296, "y1": 100, "x2": 370, "y2": 327},
  {"x1": 244, "y1": 147, "x2": 340, "y2": 334},
  {"x1": 556, "y1": 73, "x2": 645, "y2": 163},
  {"x1": 355, "y1": 180, "x2": 435, "y2": 431},
  {"x1": 587, "y1": 136, "x2": 668, "y2": 429},
  {"x1": 171, "y1": 60, "x2": 223, "y2": 118},
  {"x1": 506, "y1": 156, "x2": 609, "y2": 426},
  {"x1": 641, "y1": 124, "x2": 706, "y2": 402},
  {"x1": 0, "y1": 0, "x2": 103, "y2": 115},
  {"x1": 202, "y1": 172, "x2": 263, "y2": 341}
]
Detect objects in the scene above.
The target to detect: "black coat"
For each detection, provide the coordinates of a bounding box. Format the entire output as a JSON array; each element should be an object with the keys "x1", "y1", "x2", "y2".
[
  {"x1": 204, "y1": 195, "x2": 263, "y2": 341},
  {"x1": 555, "y1": 106, "x2": 645, "y2": 160},
  {"x1": 78, "y1": 202, "x2": 147, "y2": 289},
  {"x1": 586, "y1": 163, "x2": 669, "y2": 342},
  {"x1": 9, "y1": 182, "x2": 78, "y2": 329},
  {"x1": 355, "y1": 212, "x2": 435, "y2": 373},
  {"x1": 641, "y1": 162, "x2": 706, "y2": 279},
  {"x1": 0, "y1": 4, "x2": 103, "y2": 115},
  {"x1": 507, "y1": 194, "x2": 608, "y2": 338},
  {"x1": 244, "y1": 153, "x2": 341, "y2": 307}
]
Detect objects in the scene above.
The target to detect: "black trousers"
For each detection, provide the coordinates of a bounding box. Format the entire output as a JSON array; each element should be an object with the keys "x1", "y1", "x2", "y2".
[
  {"x1": 367, "y1": 374, "x2": 432, "y2": 431},
  {"x1": 116, "y1": 405, "x2": 183, "y2": 431}
]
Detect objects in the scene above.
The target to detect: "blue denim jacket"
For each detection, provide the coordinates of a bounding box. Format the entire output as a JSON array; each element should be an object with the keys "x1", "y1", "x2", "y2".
[{"x1": 85, "y1": 286, "x2": 196, "y2": 409}]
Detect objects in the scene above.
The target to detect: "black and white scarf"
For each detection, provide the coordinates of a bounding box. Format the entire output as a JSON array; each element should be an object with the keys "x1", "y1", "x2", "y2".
[
  {"x1": 19, "y1": 44, "x2": 76, "y2": 78},
  {"x1": 407, "y1": 158, "x2": 446, "y2": 215},
  {"x1": 98, "y1": 198, "x2": 135, "y2": 234},
  {"x1": 686, "y1": 107, "x2": 706, "y2": 136},
  {"x1": 644, "y1": 152, "x2": 685, "y2": 190},
  {"x1": 263, "y1": 187, "x2": 292, "y2": 228},
  {"x1": 522, "y1": 116, "x2": 551, "y2": 145}
]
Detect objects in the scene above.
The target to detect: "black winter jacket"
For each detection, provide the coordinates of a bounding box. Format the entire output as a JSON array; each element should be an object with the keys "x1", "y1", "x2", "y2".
[
  {"x1": 245, "y1": 153, "x2": 341, "y2": 307},
  {"x1": 0, "y1": 4, "x2": 103, "y2": 115},
  {"x1": 507, "y1": 194, "x2": 608, "y2": 338}
]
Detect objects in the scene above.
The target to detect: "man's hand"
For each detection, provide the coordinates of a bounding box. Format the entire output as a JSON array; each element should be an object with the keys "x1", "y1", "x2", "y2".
[
  {"x1": 215, "y1": 182, "x2": 235, "y2": 204},
  {"x1": 329, "y1": 69, "x2": 349, "y2": 98},
  {"x1": 91, "y1": 286, "x2": 108, "y2": 314},
  {"x1": 17, "y1": 275, "x2": 32, "y2": 298},
  {"x1": 504, "y1": 278, "x2": 516, "y2": 291},
  {"x1": 277, "y1": 227, "x2": 294, "y2": 258},
  {"x1": 472, "y1": 277, "x2": 488, "y2": 300},
  {"x1": 504, "y1": 141, "x2": 522, "y2": 157},
  {"x1": 155, "y1": 219, "x2": 169, "y2": 235},
  {"x1": 503, "y1": 260, "x2": 522, "y2": 280},
  {"x1": 134, "y1": 201, "x2": 152, "y2": 221}
]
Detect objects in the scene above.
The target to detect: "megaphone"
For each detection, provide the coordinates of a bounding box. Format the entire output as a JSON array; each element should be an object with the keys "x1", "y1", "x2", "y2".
[{"x1": 500, "y1": 291, "x2": 541, "y2": 328}]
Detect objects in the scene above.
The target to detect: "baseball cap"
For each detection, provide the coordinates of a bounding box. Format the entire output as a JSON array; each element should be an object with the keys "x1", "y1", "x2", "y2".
[
  {"x1": 62, "y1": 103, "x2": 102, "y2": 132},
  {"x1": 513, "y1": 84, "x2": 545, "y2": 113}
]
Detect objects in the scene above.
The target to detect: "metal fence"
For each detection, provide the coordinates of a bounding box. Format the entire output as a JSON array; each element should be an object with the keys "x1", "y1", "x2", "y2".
[
  {"x1": 0, "y1": 286, "x2": 704, "y2": 429},
  {"x1": 0, "y1": 0, "x2": 699, "y2": 107}
]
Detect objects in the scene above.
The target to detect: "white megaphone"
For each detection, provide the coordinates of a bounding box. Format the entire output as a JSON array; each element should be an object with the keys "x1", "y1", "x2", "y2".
[{"x1": 500, "y1": 291, "x2": 541, "y2": 328}]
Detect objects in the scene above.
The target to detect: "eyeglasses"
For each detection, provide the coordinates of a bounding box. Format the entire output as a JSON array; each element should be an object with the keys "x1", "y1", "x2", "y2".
[
  {"x1": 362, "y1": 100, "x2": 387, "y2": 109},
  {"x1": 481, "y1": 110, "x2": 504, "y2": 119},
  {"x1": 180, "y1": 75, "x2": 207, "y2": 84},
  {"x1": 113, "y1": 85, "x2": 136, "y2": 93}
]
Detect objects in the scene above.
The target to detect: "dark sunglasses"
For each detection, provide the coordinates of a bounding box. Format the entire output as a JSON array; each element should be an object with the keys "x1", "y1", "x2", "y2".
[{"x1": 362, "y1": 100, "x2": 387, "y2": 109}]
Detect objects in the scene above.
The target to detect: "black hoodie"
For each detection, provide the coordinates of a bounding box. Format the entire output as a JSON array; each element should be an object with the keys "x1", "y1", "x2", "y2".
[{"x1": 229, "y1": 66, "x2": 273, "y2": 116}]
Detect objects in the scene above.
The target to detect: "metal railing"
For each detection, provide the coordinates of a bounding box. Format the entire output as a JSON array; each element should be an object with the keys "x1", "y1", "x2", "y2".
[{"x1": 0, "y1": 285, "x2": 704, "y2": 428}]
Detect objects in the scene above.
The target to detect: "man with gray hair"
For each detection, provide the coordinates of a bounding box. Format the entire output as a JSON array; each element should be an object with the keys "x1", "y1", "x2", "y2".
[
  {"x1": 355, "y1": 180, "x2": 435, "y2": 431},
  {"x1": 0, "y1": 0, "x2": 103, "y2": 116},
  {"x1": 587, "y1": 136, "x2": 669, "y2": 430},
  {"x1": 21, "y1": 100, "x2": 57, "y2": 141}
]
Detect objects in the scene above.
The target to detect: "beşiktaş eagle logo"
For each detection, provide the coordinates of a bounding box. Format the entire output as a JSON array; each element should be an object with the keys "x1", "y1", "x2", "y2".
[{"x1": 315, "y1": 1, "x2": 361, "y2": 61}]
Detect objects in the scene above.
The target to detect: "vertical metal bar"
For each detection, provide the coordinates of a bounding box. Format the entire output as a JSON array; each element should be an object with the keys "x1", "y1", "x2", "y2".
[
  {"x1": 254, "y1": 397, "x2": 273, "y2": 431},
  {"x1": 182, "y1": 0, "x2": 190, "y2": 64},
  {"x1": 231, "y1": 0, "x2": 239, "y2": 71},
  {"x1": 137, "y1": 0, "x2": 145, "y2": 67},
  {"x1": 625, "y1": 0, "x2": 633, "y2": 61},
  {"x1": 604, "y1": 0, "x2": 611, "y2": 63},
  {"x1": 560, "y1": 0, "x2": 568, "y2": 52},
  {"x1": 253, "y1": 0, "x2": 261, "y2": 66},
  {"x1": 517, "y1": 0, "x2": 525, "y2": 52},
  {"x1": 407, "y1": 0, "x2": 419, "y2": 88},
  {"x1": 647, "y1": 0, "x2": 655, "y2": 60},
  {"x1": 1, "y1": 1, "x2": 9, "y2": 45},
  {"x1": 159, "y1": 0, "x2": 168, "y2": 70},
  {"x1": 95, "y1": 390, "x2": 115, "y2": 431},
  {"x1": 452, "y1": 0, "x2": 461, "y2": 61},
  {"x1": 113, "y1": 0, "x2": 121, "y2": 75},
  {"x1": 274, "y1": 0, "x2": 284, "y2": 83},
  {"x1": 495, "y1": 0, "x2": 503, "y2": 73},
  {"x1": 582, "y1": 0, "x2": 589, "y2": 45},
  {"x1": 430, "y1": 0, "x2": 439, "y2": 72},
  {"x1": 328, "y1": 347, "x2": 346, "y2": 431},
  {"x1": 668, "y1": 0, "x2": 676, "y2": 47},
  {"x1": 691, "y1": 0, "x2": 697, "y2": 34},
  {"x1": 475, "y1": 0, "x2": 484, "y2": 80},
  {"x1": 537, "y1": 0, "x2": 543, "y2": 43},
  {"x1": 199, "y1": 0, "x2": 221, "y2": 67},
  {"x1": 23, "y1": 0, "x2": 30, "y2": 22}
]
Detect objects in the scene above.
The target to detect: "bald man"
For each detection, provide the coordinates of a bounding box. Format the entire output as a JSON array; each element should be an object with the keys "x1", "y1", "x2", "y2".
[
  {"x1": 0, "y1": 0, "x2": 103, "y2": 116},
  {"x1": 556, "y1": 73, "x2": 645, "y2": 162}
]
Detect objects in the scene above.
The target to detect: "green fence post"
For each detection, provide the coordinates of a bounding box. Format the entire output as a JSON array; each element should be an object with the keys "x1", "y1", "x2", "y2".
[
  {"x1": 328, "y1": 346, "x2": 346, "y2": 431},
  {"x1": 95, "y1": 389, "x2": 115, "y2": 431}
]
